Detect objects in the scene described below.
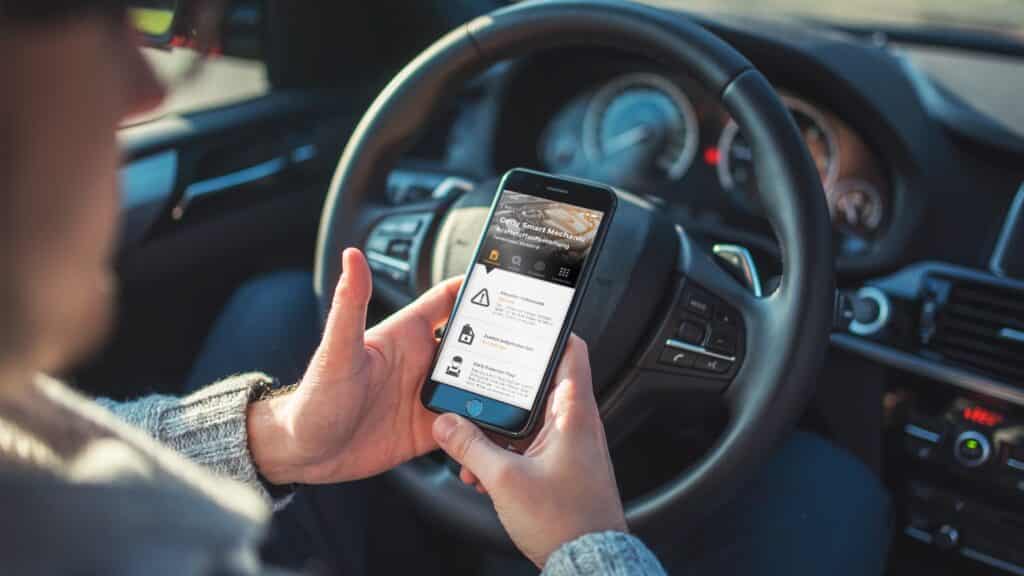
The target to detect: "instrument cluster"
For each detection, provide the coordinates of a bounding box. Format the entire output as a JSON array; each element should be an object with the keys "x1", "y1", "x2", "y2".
[{"x1": 537, "y1": 70, "x2": 892, "y2": 254}]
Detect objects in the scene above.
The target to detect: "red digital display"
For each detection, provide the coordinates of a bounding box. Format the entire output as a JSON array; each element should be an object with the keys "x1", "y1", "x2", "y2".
[{"x1": 962, "y1": 406, "x2": 1004, "y2": 427}]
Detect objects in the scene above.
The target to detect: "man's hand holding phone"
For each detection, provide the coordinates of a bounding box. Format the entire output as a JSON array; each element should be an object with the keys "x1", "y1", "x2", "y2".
[
  {"x1": 432, "y1": 335, "x2": 628, "y2": 568},
  {"x1": 247, "y1": 248, "x2": 462, "y2": 485}
]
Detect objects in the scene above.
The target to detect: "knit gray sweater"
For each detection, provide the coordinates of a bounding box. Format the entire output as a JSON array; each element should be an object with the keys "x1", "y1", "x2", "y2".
[{"x1": 0, "y1": 373, "x2": 666, "y2": 575}]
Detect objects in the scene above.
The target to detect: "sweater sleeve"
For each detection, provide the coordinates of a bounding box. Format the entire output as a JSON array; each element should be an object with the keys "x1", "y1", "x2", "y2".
[
  {"x1": 95, "y1": 373, "x2": 271, "y2": 499},
  {"x1": 542, "y1": 532, "x2": 667, "y2": 576}
]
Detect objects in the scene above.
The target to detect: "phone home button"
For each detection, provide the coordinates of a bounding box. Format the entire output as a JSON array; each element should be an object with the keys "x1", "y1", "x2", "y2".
[{"x1": 466, "y1": 399, "x2": 484, "y2": 417}]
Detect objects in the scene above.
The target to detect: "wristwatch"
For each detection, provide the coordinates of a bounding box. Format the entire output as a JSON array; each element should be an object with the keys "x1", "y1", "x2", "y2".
[
  {"x1": 251, "y1": 379, "x2": 301, "y2": 402},
  {"x1": 249, "y1": 378, "x2": 300, "y2": 500}
]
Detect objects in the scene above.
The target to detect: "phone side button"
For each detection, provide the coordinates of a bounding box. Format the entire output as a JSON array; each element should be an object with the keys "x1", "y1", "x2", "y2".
[{"x1": 659, "y1": 347, "x2": 696, "y2": 368}]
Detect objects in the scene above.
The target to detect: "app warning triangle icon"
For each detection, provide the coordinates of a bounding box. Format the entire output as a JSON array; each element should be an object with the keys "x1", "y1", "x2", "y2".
[{"x1": 470, "y1": 288, "x2": 490, "y2": 307}]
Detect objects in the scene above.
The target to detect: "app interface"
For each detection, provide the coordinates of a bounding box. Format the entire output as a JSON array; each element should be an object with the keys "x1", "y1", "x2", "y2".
[{"x1": 431, "y1": 189, "x2": 605, "y2": 410}]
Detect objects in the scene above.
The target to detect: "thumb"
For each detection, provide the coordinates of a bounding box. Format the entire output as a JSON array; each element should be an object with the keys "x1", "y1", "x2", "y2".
[
  {"x1": 319, "y1": 248, "x2": 372, "y2": 372},
  {"x1": 433, "y1": 413, "x2": 515, "y2": 487}
]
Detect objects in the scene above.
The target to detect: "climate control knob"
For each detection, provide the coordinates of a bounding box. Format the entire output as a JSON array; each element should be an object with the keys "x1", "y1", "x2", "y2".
[{"x1": 954, "y1": 431, "x2": 991, "y2": 468}]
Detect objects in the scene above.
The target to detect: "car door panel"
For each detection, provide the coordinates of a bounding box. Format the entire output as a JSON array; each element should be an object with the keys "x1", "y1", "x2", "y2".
[{"x1": 72, "y1": 91, "x2": 357, "y2": 398}]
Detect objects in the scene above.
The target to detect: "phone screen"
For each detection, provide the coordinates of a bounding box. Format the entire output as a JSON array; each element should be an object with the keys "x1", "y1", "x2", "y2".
[{"x1": 428, "y1": 183, "x2": 608, "y2": 427}]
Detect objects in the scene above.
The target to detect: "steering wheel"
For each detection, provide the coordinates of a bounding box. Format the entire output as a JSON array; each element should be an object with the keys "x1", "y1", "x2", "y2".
[{"x1": 314, "y1": 0, "x2": 833, "y2": 547}]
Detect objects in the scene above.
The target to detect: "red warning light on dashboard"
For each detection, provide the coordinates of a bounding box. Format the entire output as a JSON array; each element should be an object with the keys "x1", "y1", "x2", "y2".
[
  {"x1": 703, "y1": 147, "x2": 721, "y2": 166},
  {"x1": 962, "y1": 406, "x2": 1004, "y2": 427}
]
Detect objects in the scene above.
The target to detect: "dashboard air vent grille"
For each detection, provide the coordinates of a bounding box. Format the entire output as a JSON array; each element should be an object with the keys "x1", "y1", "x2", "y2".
[{"x1": 925, "y1": 276, "x2": 1024, "y2": 382}]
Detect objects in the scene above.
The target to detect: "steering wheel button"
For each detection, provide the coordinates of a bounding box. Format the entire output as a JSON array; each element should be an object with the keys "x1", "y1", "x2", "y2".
[
  {"x1": 707, "y1": 326, "x2": 737, "y2": 355},
  {"x1": 395, "y1": 218, "x2": 422, "y2": 235},
  {"x1": 659, "y1": 347, "x2": 695, "y2": 368},
  {"x1": 694, "y1": 354, "x2": 732, "y2": 373},
  {"x1": 714, "y1": 308, "x2": 736, "y2": 326},
  {"x1": 366, "y1": 234, "x2": 390, "y2": 255},
  {"x1": 683, "y1": 290, "x2": 713, "y2": 318},
  {"x1": 677, "y1": 321, "x2": 706, "y2": 345},
  {"x1": 387, "y1": 239, "x2": 412, "y2": 260}
]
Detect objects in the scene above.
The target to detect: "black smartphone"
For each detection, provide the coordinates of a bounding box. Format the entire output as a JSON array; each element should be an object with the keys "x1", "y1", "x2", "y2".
[{"x1": 421, "y1": 168, "x2": 617, "y2": 438}]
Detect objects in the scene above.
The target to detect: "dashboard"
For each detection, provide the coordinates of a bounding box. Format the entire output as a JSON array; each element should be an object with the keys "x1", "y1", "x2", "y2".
[
  {"x1": 436, "y1": 42, "x2": 924, "y2": 276},
  {"x1": 405, "y1": 12, "x2": 1024, "y2": 285},
  {"x1": 533, "y1": 67, "x2": 891, "y2": 254}
]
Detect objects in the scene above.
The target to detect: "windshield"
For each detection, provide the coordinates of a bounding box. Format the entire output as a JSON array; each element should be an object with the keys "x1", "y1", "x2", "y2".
[{"x1": 639, "y1": 0, "x2": 1024, "y2": 40}]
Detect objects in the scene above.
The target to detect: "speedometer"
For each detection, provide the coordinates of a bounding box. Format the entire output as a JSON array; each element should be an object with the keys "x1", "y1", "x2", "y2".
[
  {"x1": 582, "y1": 73, "x2": 699, "y2": 181},
  {"x1": 717, "y1": 96, "x2": 839, "y2": 213}
]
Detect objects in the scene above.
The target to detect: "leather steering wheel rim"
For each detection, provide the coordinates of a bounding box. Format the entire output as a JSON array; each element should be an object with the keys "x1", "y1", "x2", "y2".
[{"x1": 315, "y1": 0, "x2": 833, "y2": 547}]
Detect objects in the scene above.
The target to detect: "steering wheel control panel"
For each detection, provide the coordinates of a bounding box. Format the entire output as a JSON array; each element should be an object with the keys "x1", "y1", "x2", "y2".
[
  {"x1": 897, "y1": 396, "x2": 1024, "y2": 573},
  {"x1": 365, "y1": 212, "x2": 434, "y2": 286},
  {"x1": 640, "y1": 282, "x2": 744, "y2": 388}
]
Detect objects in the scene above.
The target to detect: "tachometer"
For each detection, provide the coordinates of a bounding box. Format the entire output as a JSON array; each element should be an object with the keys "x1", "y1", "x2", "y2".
[
  {"x1": 582, "y1": 73, "x2": 699, "y2": 181},
  {"x1": 717, "y1": 96, "x2": 839, "y2": 213},
  {"x1": 830, "y1": 179, "x2": 884, "y2": 236}
]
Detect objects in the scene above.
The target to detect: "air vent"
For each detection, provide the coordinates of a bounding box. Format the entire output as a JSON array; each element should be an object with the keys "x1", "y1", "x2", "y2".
[{"x1": 921, "y1": 276, "x2": 1024, "y2": 382}]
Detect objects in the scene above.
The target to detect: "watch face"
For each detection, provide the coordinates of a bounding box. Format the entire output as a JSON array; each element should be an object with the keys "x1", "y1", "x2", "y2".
[{"x1": 253, "y1": 380, "x2": 298, "y2": 401}]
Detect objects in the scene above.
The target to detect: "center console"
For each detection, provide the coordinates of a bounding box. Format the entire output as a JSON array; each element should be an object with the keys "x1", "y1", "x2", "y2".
[
  {"x1": 832, "y1": 261, "x2": 1024, "y2": 574},
  {"x1": 896, "y1": 394, "x2": 1024, "y2": 573}
]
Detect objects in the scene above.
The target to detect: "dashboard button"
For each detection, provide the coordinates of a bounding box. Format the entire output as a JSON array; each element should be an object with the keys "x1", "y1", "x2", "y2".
[
  {"x1": 954, "y1": 431, "x2": 991, "y2": 468},
  {"x1": 683, "y1": 290, "x2": 713, "y2": 318},
  {"x1": 677, "y1": 321, "x2": 705, "y2": 345},
  {"x1": 659, "y1": 347, "x2": 695, "y2": 368},
  {"x1": 694, "y1": 354, "x2": 732, "y2": 373}
]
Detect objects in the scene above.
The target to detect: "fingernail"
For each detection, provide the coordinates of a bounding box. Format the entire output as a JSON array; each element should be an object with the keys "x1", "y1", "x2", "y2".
[{"x1": 433, "y1": 415, "x2": 457, "y2": 445}]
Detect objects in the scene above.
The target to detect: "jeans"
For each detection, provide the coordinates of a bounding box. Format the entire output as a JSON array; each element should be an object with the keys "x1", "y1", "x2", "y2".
[{"x1": 187, "y1": 271, "x2": 891, "y2": 576}]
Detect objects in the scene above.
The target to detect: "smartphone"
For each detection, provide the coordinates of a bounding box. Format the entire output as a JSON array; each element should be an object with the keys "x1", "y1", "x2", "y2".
[{"x1": 421, "y1": 168, "x2": 617, "y2": 438}]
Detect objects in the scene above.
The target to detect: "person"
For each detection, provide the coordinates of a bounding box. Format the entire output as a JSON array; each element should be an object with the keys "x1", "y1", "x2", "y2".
[
  {"x1": 1, "y1": 2, "x2": 893, "y2": 575},
  {"x1": 0, "y1": 1, "x2": 666, "y2": 574}
]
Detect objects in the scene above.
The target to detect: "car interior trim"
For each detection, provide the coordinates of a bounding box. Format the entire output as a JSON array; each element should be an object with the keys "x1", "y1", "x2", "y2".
[
  {"x1": 989, "y1": 180, "x2": 1024, "y2": 277},
  {"x1": 831, "y1": 332, "x2": 1024, "y2": 408},
  {"x1": 181, "y1": 143, "x2": 318, "y2": 203},
  {"x1": 120, "y1": 150, "x2": 178, "y2": 211},
  {"x1": 184, "y1": 156, "x2": 288, "y2": 201},
  {"x1": 903, "y1": 423, "x2": 941, "y2": 444},
  {"x1": 998, "y1": 326, "x2": 1024, "y2": 344},
  {"x1": 960, "y1": 547, "x2": 1024, "y2": 576},
  {"x1": 903, "y1": 525, "x2": 933, "y2": 544},
  {"x1": 665, "y1": 338, "x2": 736, "y2": 362},
  {"x1": 366, "y1": 251, "x2": 412, "y2": 273}
]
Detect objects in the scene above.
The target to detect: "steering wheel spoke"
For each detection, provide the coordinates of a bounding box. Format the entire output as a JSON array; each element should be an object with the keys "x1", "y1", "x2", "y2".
[
  {"x1": 634, "y1": 226, "x2": 759, "y2": 384},
  {"x1": 355, "y1": 171, "x2": 475, "y2": 309},
  {"x1": 600, "y1": 225, "x2": 764, "y2": 443}
]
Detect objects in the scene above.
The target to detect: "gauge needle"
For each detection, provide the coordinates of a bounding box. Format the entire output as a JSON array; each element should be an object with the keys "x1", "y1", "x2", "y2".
[{"x1": 604, "y1": 124, "x2": 653, "y2": 156}]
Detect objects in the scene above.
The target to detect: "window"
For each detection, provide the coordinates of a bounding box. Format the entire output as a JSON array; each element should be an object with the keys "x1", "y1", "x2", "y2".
[{"x1": 124, "y1": 47, "x2": 269, "y2": 126}]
